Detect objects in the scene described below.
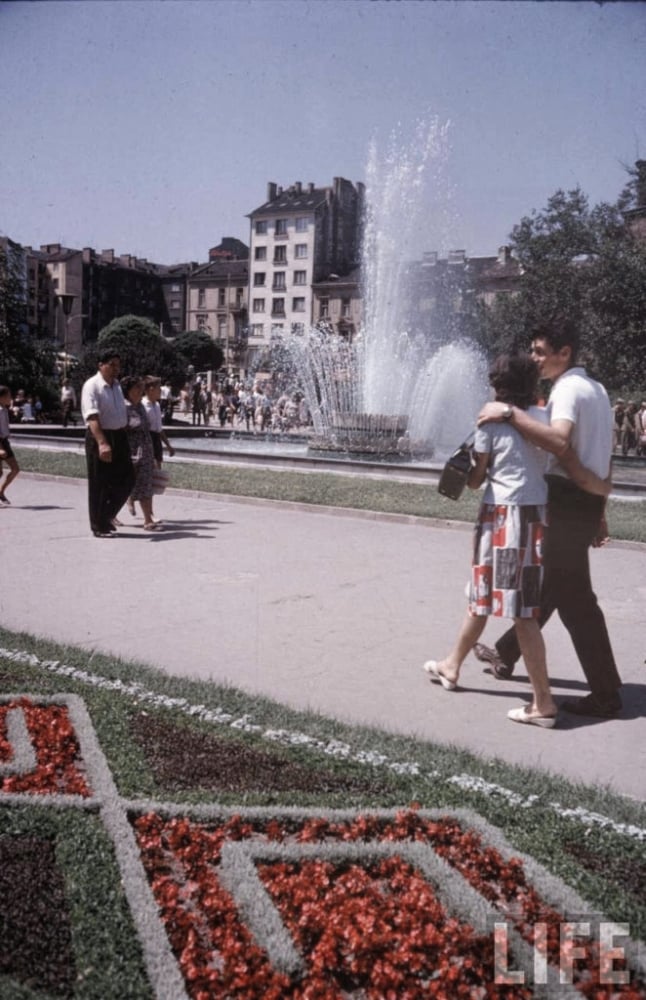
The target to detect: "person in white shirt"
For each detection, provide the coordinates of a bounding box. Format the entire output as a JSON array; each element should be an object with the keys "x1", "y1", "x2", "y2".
[
  {"x1": 476, "y1": 318, "x2": 621, "y2": 719},
  {"x1": 81, "y1": 351, "x2": 134, "y2": 537}
]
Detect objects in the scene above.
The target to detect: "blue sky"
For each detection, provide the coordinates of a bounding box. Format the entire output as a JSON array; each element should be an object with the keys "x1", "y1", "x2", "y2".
[{"x1": 1, "y1": 0, "x2": 644, "y2": 265}]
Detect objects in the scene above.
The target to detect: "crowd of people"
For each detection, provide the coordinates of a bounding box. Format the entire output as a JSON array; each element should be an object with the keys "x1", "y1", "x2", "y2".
[{"x1": 173, "y1": 380, "x2": 311, "y2": 433}]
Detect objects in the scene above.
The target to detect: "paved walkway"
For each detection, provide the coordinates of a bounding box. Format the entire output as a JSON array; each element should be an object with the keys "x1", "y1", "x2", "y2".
[{"x1": 1, "y1": 473, "x2": 645, "y2": 800}]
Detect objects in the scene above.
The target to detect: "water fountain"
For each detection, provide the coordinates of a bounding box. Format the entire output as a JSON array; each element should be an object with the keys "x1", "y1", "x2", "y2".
[{"x1": 266, "y1": 118, "x2": 490, "y2": 459}]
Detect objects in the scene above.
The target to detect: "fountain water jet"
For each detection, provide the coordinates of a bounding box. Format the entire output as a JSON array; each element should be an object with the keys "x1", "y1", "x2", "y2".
[{"x1": 266, "y1": 118, "x2": 489, "y2": 458}]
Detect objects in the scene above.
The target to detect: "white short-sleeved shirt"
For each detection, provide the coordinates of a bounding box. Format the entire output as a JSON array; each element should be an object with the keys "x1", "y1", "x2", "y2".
[
  {"x1": 474, "y1": 405, "x2": 549, "y2": 505},
  {"x1": 143, "y1": 397, "x2": 163, "y2": 433},
  {"x1": 545, "y1": 367, "x2": 613, "y2": 480},
  {"x1": 81, "y1": 371, "x2": 127, "y2": 429}
]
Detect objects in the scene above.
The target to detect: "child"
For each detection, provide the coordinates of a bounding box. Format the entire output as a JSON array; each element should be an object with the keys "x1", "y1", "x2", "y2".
[
  {"x1": 0, "y1": 386, "x2": 20, "y2": 504},
  {"x1": 423, "y1": 352, "x2": 609, "y2": 729}
]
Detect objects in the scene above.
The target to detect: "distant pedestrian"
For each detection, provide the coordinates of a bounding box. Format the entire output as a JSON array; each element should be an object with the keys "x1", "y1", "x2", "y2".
[
  {"x1": 61, "y1": 380, "x2": 77, "y2": 427},
  {"x1": 0, "y1": 385, "x2": 20, "y2": 504}
]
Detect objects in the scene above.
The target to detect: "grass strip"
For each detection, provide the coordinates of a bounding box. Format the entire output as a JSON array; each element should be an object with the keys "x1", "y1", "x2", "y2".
[{"x1": 14, "y1": 446, "x2": 646, "y2": 543}]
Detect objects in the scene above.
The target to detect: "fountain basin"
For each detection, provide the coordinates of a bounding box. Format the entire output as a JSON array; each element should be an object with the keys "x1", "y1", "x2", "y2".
[{"x1": 308, "y1": 412, "x2": 410, "y2": 456}]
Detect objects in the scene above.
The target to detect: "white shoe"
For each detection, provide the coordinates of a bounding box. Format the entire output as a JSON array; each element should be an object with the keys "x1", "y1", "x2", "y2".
[{"x1": 422, "y1": 660, "x2": 457, "y2": 691}]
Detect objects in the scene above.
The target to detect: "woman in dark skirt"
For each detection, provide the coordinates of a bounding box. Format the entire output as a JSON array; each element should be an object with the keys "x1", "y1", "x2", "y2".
[{"x1": 121, "y1": 375, "x2": 162, "y2": 531}]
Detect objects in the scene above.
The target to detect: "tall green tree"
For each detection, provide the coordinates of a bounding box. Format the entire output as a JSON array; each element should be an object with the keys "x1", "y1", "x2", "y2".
[
  {"x1": 81, "y1": 314, "x2": 186, "y2": 385},
  {"x1": 172, "y1": 330, "x2": 224, "y2": 373},
  {"x1": 483, "y1": 185, "x2": 646, "y2": 390},
  {"x1": 0, "y1": 241, "x2": 59, "y2": 403}
]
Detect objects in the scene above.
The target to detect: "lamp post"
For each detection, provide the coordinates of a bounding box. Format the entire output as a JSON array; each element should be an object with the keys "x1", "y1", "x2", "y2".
[{"x1": 56, "y1": 293, "x2": 75, "y2": 381}]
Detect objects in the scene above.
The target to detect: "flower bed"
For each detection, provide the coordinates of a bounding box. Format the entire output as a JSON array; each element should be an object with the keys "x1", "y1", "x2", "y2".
[
  {"x1": 134, "y1": 809, "x2": 646, "y2": 999},
  {"x1": 0, "y1": 698, "x2": 91, "y2": 796}
]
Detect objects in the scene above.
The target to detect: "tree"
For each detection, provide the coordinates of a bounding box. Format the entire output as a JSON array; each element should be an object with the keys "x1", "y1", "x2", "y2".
[
  {"x1": 482, "y1": 185, "x2": 646, "y2": 390},
  {"x1": 0, "y1": 240, "x2": 59, "y2": 403},
  {"x1": 81, "y1": 314, "x2": 186, "y2": 385},
  {"x1": 172, "y1": 330, "x2": 224, "y2": 373}
]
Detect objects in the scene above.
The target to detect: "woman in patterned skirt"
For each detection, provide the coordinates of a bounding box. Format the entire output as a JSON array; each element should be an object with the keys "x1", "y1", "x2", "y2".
[{"x1": 423, "y1": 352, "x2": 606, "y2": 729}]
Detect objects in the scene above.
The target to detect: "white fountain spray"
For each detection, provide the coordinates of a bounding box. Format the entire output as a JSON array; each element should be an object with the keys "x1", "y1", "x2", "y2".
[{"x1": 277, "y1": 117, "x2": 489, "y2": 457}]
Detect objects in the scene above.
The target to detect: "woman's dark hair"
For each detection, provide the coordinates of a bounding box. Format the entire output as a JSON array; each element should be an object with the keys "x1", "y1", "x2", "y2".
[
  {"x1": 488, "y1": 353, "x2": 539, "y2": 410},
  {"x1": 120, "y1": 375, "x2": 143, "y2": 400}
]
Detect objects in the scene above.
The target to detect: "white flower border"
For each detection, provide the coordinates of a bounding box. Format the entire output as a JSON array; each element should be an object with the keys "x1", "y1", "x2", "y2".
[{"x1": 1, "y1": 644, "x2": 643, "y2": 843}]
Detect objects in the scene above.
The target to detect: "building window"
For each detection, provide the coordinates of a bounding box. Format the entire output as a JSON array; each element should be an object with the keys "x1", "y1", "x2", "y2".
[
  {"x1": 341, "y1": 298, "x2": 351, "y2": 317},
  {"x1": 272, "y1": 298, "x2": 285, "y2": 316},
  {"x1": 292, "y1": 297, "x2": 306, "y2": 313},
  {"x1": 273, "y1": 272, "x2": 286, "y2": 290},
  {"x1": 253, "y1": 298, "x2": 265, "y2": 313},
  {"x1": 251, "y1": 323, "x2": 264, "y2": 337},
  {"x1": 295, "y1": 217, "x2": 308, "y2": 232},
  {"x1": 196, "y1": 313, "x2": 208, "y2": 331},
  {"x1": 275, "y1": 218, "x2": 288, "y2": 236},
  {"x1": 273, "y1": 245, "x2": 287, "y2": 264},
  {"x1": 170, "y1": 299, "x2": 180, "y2": 309},
  {"x1": 255, "y1": 220, "x2": 268, "y2": 234},
  {"x1": 218, "y1": 318, "x2": 227, "y2": 338},
  {"x1": 198, "y1": 289, "x2": 206, "y2": 307},
  {"x1": 253, "y1": 273, "x2": 266, "y2": 286},
  {"x1": 218, "y1": 288, "x2": 226, "y2": 307},
  {"x1": 291, "y1": 322, "x2": 305, "y2": 335},
  {"x1": 236, "y1": 288, "x2": 244, "y2": 307},
  {"x1": 319, "y1": 298, "x2": 329, "y2": 319},
  {"x1": 295, "y1": 244, "x2": 308, "y2": 259},
  {"x1": 254, "y1": 246, "x2": 266, "y2": 260},
  {"x1": 293, "y1": 270, "x2": 306, "y2": 285},
  {"x1": 171, "y1": 283, "x2": 181, "y2": 292}
]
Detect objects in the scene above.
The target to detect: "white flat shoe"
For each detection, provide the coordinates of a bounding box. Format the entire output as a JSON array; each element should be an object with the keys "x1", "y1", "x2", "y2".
[
  {"x1": 422, "y1": 660, "x2": 457, "y2": 691},
  {"x1": 507, "y1": 706, "x2": 557, "y2": 729}
]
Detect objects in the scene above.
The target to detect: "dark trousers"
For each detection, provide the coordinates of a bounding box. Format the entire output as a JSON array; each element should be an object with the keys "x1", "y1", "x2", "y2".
[
  {"x1": 85, "y1": 429, "x2": 134, "y2": 533},
  {"x1": 496, "y1": 476, "x2": 621, "y2": 702}
]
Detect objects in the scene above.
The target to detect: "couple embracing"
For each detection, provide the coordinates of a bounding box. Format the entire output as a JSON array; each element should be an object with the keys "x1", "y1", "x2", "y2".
[{"x1": 425, "y1": 317, "x2": 621, "y2": 728}]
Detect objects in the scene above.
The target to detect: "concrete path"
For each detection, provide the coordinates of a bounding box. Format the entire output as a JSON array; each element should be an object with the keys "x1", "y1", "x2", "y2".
[{"x1": 1, "y1": 473, "x2": 645, "y2": 801}]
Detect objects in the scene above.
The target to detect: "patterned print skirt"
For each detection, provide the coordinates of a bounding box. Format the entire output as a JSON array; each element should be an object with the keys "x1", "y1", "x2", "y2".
[{"x1": 468, "y1": 503, "x2": 547, "y2": 619}]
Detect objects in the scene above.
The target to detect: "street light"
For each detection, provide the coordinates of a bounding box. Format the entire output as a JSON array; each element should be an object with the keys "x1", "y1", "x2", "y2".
[{"x1": 56, "y1": 293, "x2": 75, "y2": 381}]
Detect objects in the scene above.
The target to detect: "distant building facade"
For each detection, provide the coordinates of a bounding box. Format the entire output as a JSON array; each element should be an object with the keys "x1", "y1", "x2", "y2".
[
  {"x1": 246, "y1": 178, "x2": 364, "y2": 367},
  {"x1": 186, "y1": 258, "x2": 249, "y2": 371}
]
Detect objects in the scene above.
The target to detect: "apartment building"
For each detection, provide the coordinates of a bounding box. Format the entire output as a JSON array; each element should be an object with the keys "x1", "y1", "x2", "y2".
[
  {"x1": 185, "y1": 258, "x2": 249, "y2": 371},
  {"x1": 246, "y1": 177, "x2": 364, "y2": 366}
]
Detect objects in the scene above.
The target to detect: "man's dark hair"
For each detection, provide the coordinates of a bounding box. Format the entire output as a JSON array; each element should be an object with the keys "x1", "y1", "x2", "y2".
[
  {"x1": 488, "y1": 352, "x2": 539, "y2": 410},
  {"x1": 98, "y1": 348, "x2": 120, "y2": 365},
  {"x1": 532, "y1": 316, "x2": 580, "y2": 362}
]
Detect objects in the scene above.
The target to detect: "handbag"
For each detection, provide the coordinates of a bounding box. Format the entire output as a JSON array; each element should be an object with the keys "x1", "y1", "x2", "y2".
[
  {"x1": 437, "y1": 435, "x2": 474, "y2": 501},
  {"x1": 152, "y1": 467, "x2": 170, "y2": 495}
]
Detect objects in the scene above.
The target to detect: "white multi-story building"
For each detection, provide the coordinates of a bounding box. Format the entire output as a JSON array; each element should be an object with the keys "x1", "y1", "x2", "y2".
[{"x1": 246, "y1": 178, "x2": 364, "y2": 366}]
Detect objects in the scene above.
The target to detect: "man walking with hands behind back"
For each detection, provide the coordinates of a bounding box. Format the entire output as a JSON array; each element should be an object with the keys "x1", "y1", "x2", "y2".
[
  {"x1": 476, "y1": 318, "x2": 622, "y2": 718},
  {"x1": 81, "y1": 350, "x2": 134, "y2": 537}
]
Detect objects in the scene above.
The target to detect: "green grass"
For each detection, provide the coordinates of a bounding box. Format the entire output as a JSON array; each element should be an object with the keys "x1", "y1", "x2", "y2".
[
  {"x1": 1, "y1": 625, "x2": 645, "y2": 939},
  {"x1": 14, "y1": 446, "x2": 646, "y2": 543}
]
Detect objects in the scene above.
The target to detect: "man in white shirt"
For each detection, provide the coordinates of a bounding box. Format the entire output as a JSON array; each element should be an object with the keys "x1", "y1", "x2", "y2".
[
  {"x1": 81, "y1": 350, "x2": 134, "y2": 537},
  {"x1": 476, "y1": 318, "x2": 621, "y2": 718}
]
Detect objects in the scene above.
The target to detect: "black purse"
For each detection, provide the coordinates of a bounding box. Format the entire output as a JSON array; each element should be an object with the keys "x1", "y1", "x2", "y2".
[{"x1": 437, "y1": 436, "x2": 475, "y2": 500}]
